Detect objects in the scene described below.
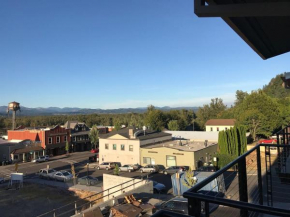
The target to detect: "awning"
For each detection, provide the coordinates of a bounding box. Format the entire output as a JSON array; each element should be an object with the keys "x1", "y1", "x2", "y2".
[{"x1": 11, "y1": 146, "x2": 43, "y2": 155}]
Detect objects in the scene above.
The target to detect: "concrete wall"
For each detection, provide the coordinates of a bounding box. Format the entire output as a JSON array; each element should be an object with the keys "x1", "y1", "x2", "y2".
[
  {"x1": 205, "y1": 125, "x2": 233, "y2": 132},
  {"x1": 164, "y1": 131, "x2": 218, "y2": 142},
  {"x1": 72, "y1": 181, "x2": 153, "y2": 217},
  {"x1": 103, "y1": 174, "x2": 147, "y2": 201}
]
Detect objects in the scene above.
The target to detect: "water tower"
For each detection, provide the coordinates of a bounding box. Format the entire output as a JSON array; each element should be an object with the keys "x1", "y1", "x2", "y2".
[{"x1": 7, "y1": 101, "x2": 21, "y2": 130}]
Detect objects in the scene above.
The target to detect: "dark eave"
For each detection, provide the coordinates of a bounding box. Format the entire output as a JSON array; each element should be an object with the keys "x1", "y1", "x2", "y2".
[{"x1": 194, "y1": 0, "x2": 290, "y2": 59}]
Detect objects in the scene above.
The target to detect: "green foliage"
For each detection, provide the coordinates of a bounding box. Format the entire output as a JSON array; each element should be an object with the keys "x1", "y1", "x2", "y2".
[
  {"x1": 144, "y1": 107, "x2": 166, "y2": 131},
  {"x1": 181, "y1": 167, "x2": 196, "y2": 188},
  {"x1": 234, "y1": 91, "x2": 281, "y2": 140},
  {"x1": 65, "y1": 141, "x2": 69, "y2": 153},
  {"x1": 168, "y1": 120, "x2": 179, "y2": 131},
  {"x1": 113, "y1": 164, "x2": 120, "y2": 175},
  {"x1": 89, "y1": 125, "x2": 99, "y2": 149},
  {"x1": 196, "y1": 98, "x2": 227, "y2": 130},
  {"x1": 114, "y1": 120, "x2": 121, "y2": 131},
  {"x1": 217, "y1": 126, "x2": 247, "y2": 169},
  {"x1": 263, "y1": 73, "x2": 290, "y2": 99}
]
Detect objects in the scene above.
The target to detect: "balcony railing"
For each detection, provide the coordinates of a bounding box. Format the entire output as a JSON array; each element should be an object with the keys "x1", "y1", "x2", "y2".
[{"x1": 153, "y1": 127, "x2": 290, "y2": 217}]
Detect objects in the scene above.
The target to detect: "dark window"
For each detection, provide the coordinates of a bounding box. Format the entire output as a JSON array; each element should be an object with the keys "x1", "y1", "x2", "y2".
[
  {"x1": 113, "y1": 144, "x2": 116, "y2": 150},
  {"x1": 121, "y1": 144, "x2": 125, "y2": 151},
  {"x1": 129, "y1": 145, "x2": 133, "y2": 151},
  {"x1": 105, "y1": 144, "x2": 109, "y2": 149}
]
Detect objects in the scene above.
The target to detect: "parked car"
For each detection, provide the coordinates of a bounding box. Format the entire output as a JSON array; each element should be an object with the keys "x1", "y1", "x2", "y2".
[
  {"x1": 156, "y1": 165, "x2": 166, "y2": 173},
  {"x1": 140, "y1": 165, "x2": 159, "y2": 173},
  {"x1": 157, "y1": 197, "x2": 188, "y2": 214},
  {"x1": 119, "y1": 165, "x2": 135, "y2": 172},
  {"x1": 132, "y1": 164, "x2": 141, "y2": 170},
  {"x1": 78, "y1": 176, "x2": 99, "y2": 186},
  {"x1": 53, "y1": 170, "x2": 73, "y2": 182},
  {"x1": 90, "y1": 149, "x2": 99, "y2": 153},
  {"x1": 37, "y1": 169, "x2": 57, "y2": 179},
  {"x1": 0, "y1": 177, "x2": 4, "y2": 184},
  {"x1": 113, "y1": 162, "x2": 122, "y2": 167},
  {"x1": 197, "y1": 166, "x2": 216, "y2": 172},
  {"x1": 89, "y1": 154, "x2": 98, "y2": 163},
  {"x1": 259, "y1": 139, "x2": 277, "y2": 144},
  {"x1": 163, "y1": 166, "x2": 189, "y2": 175},
  {"x1": 97, "y1": 162, "x2": 115, "y2": 170},
  {"x1": 32, "y1": 156, "x2": 49, "y2": 163},
  {"x1": 151, "y1": 180, "x2": 166, "y2": 193}
]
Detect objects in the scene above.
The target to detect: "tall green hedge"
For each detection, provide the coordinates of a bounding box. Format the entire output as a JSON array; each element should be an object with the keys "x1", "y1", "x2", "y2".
[{"x1": 217, "y1": 126, "x2": 247, "y2": 169}]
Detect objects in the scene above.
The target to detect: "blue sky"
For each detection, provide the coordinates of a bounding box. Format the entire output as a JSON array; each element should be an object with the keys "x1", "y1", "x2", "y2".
[{"x1": 1, "y1": 0, "x2": 289, "y2": 109}]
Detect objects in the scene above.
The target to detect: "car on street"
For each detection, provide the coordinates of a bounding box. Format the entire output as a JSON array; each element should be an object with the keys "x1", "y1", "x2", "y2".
[
  {"x1": 53, "y1": 170, "x2": 73, "y2": 182},
  {"x1": 197, "y1": 166, "x2": 216, "y2": 172},
  {"x1": 132, "y1": 164, "x2": 141, "y2": 170},
  {"x1": 89, "y1": 154, "x2": 98, "y2": 163},
  {"x1": 113, "y1": 162, "x2": 122, "y2": 167},
  {"x1": 259, "y1": 139, "x2": 277, "y2": 144},
  {"x1": 163, "y1": 166, "x2": 189, "y2": 175},
  {"x1": 37, "y1": 169, "x2": 57, "y2": 179},
  {"x1": 140, "y1": 165, "x2": 159, "y2": 173},
  {"x1": 151, "y1": 180, "x2": 166, "y2": 193},
  {"x1": 90, "y1": 149, "x2": 99, "y2": 153},
  {"x1": 32, "y1": 156, "x2": 49, "y2": 163},
  {"x1": 97, "y1": 162, "x2": 115, "y2": 170},
  {"x1": 78, "y1": 176, "x2": 99, "y2": 186},
  {"x1": 119, "y1": 165, "x2": 135, "y2": 172}
]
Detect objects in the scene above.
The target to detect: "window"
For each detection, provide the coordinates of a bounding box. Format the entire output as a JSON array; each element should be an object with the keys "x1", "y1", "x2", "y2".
[
  {"x1": 56, "y1": 136, "x2": 60, "y2": 143},
  {"x1": 105, "y1": 144, "x2": 109, "y2": 150},
  {"x1": 113, "y1": 144, "x2": 117, "y2": 150},
  {"x1": 73, "y1": 137, "x2": 76, "y2": 141},
  {"x1": 48, "y1": 137, "x2": 52, "y2": 144},
  {"x1": 210, "y1": 127, "x2": 213, "y2": 131},
  {"x1": 64, "y1": 136, "x2": 67, "y2": 142},
  {"x1": 166, "y1": 155, "x2": 176, "y2": 167},
  {"x1": 129, "y1": 145, "x2": 133, "y2": 152},
  {"x1": 217, "y1": 127, "x2": 219, "y2": 131},
  {"x1": 143, "y1": 157, "x2": 151, "y2": 164},
  {"x1": 121, "y1": 144, "x2": 125, "y2": 151}
]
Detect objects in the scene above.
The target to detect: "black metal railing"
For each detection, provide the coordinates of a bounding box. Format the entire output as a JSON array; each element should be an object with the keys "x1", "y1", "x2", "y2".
[{"x1": 153, "y1": 142, "x2": 290, "y2": 217}]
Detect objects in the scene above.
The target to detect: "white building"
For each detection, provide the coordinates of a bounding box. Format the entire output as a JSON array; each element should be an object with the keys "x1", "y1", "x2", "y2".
[{"x1": 205, "y1": 119, "x2": 236, "y2": 132}]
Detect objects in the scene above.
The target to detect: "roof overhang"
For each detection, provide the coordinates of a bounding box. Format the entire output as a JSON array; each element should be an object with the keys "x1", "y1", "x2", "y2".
[{"x1": 194, "y1": 0, "x2": 290, "y2": 59}]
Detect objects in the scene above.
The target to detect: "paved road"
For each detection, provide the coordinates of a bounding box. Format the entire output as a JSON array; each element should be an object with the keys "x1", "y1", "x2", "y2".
[{"x1": 0, "y1": 151, "x2": 172, "y2": 192}]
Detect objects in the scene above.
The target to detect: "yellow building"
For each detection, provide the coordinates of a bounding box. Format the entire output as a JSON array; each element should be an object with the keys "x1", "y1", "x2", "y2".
[
  {"x1": 140, "y1": 140, "x2": 217, "y2": 170},
  {"x1": 205, "y1": 119, "x2": 236, "y2": 132}
]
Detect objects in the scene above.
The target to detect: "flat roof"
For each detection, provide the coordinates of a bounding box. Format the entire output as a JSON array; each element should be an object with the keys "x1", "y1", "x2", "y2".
[
  {"x1": 195, "y1": 0, "x2": 290, "y2": 59},
  {"x1": 142, "y1": 140, "x2": 217, "y2": 152}
]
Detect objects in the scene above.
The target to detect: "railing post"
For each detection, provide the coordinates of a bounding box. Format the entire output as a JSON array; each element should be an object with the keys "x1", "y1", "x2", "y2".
[
  {"x1": 90, "y1": 195, "x2": 92, "y2": 207},
  {"x1": 74, "y1": 201, "x2": 77, "y2": 215},
  {"x1": 238, "y1": 157, "x2": 248, "y2": 217},
  {"x1": 107, "y1": 189, "x2": 109, "y2": 200},
  {"x1": 204, "y1": 201, "x2": 209, "y2": 217},
  {"x1": 188, "y1": 198, "x2": 201, "y2": 217},
  {"x1": 256, "y1": 146, "x2": 263, "y2": 205},
  {"x1": 53, "y1": 209, "x2": 56, "y2": 217}
]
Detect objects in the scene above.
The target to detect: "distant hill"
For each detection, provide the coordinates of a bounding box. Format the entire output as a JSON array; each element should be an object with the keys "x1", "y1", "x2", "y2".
[
  {"x1": 0, "y1": 106, "x2": 198, "y2": 116},
  {"x1": 263, "y1": 73, "x2": 290, "y2": 98}
]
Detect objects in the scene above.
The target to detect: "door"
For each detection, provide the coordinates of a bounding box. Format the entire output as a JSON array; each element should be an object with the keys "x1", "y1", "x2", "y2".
[{"x1": 166, "y1": 156, "x2": 176, "y2": 167}]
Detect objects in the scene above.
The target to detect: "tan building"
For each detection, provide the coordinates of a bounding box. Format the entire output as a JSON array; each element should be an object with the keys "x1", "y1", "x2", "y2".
[
  {"x1": 99, "y1": 127, "x2": 172, "y2": 165},
  {"x1": 205, "y1": 119, "x2": 236, "y2": 132},
  {"x1": 140, "y1": 140, "x2": 218, "y2": 170}
]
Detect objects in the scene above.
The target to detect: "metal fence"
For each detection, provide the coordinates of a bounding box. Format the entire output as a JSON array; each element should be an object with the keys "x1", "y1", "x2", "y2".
[
  {"x1": 153, "y1": 127, "x2": 290, "y2": 217},
  {"x1": 36, "y1": 175, "x2": 150, "y2": 217}
]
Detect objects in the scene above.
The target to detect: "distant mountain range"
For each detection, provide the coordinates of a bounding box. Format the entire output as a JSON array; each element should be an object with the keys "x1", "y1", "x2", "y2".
[{"x1": 0, "y1": 106, "x2": 199, "y2": 116}]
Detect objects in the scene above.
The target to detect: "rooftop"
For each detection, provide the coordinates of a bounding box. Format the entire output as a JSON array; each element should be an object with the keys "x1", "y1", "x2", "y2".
[
  {"x1": 99, "y1": 127, "x2": 171, "y2": 141},
  {"x1": 142, "y1": 140, "x2": 217, "y2": 152},
  {"x1": 205, "y1": 119, "x2": 236, "y2": 126}
]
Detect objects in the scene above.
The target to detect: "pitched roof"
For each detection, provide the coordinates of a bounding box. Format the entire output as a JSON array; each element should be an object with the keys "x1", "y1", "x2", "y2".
[
  {"x1": 205, "y1": 119, "x2": 236, "y2": 126},
  {"x1": 64, "y1": 121, "x2": 85, "y2": 129},
  {"x1": 99, "y1": 127, "x2": 171, "y2": 141}
]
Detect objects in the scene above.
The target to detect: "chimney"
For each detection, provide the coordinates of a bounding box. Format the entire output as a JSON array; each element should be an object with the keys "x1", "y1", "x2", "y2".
[{"x1": 129, "y1": 129, "x2": 134, "y2": 138}]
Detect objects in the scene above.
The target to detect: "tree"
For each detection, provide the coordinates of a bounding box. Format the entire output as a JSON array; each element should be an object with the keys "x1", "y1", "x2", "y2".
[
  {"x1": 168, "y1": 120, "x2": 179, "y2": 131},
  {"x1": 114, "y1": 120, "x2": 121, "y2": 131},
  {"x1": 144, "y1": 106, "x2": 166, "y2": 131},
  {"x1": 89, "y1": 125, "x2": 99, "y2": 149},
  {"x1": 196, "y1": 98, "x2": 227, "y2": 129},
  {"x1": 235, "y1": 91, "x2": 281, "y2": 140},
  {"x1": 235, "y1": 90, "x2": 249, "y2": 106},
  {"x1": 182, "y1": 167, "x2": 196, "y2": 188},
  {"x1": 113, "y1": 164, "x2": 120, "y2": 175},
  {"x1": 65, "y1": 141, "x2": 70, "y2": 154}
]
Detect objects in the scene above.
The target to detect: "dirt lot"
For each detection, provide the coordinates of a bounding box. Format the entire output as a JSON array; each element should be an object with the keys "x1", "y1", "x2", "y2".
[{"x1": 0, "y1": 182, "x2": 92, "y2": 217}]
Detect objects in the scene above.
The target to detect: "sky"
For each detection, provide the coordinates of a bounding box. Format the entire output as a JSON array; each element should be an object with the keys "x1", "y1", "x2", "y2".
[{"x1": 1, "y1": 0, "x2": 289, "y2": 109}]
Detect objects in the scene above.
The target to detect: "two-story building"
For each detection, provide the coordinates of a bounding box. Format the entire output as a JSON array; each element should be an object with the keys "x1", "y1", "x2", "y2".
[
  {"x1": 205, "y1": 119, "x2": 236, "y2": 132},
  {"x1": 7, "y1": 125, "x2": 71, "y2": 157},
  {"x1": 99, "y1": 127, "x2": 172, "y2": 165},
  {"x1": 64, "y1": 121, "x2": 91, "y2": 152}
]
